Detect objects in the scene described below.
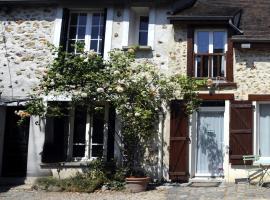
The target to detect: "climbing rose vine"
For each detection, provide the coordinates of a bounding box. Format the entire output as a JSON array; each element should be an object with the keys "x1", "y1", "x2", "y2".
[{"x1": 24, "y1": 47, "x2": 204, "y2": 175}]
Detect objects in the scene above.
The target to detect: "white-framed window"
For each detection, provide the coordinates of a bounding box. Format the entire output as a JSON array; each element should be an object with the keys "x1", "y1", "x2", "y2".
[
  {"x1": 69, "y1": 105, "x2": 109, "y2": 161},
  {"x1": 128, "y1": 7, "x2": 149, "y2": 46},
  {"x1": 66, "y1": 11, "x2": 104, "y2": 54},
  {"x1": 194, "y1": 30, "x2": 227, "y2": 78},
  {"x1": 44, "y1": 103, "x2": 109, "y2": 162},
  {"x1": 257, "y1": 103, "x2": 270, "y2": 157}
]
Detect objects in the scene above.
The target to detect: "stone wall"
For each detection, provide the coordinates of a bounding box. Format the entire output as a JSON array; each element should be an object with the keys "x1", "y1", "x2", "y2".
[
  {"x1": 234, "y1": 49, "x2": 270, "y2": 100},
  {"x1": 0, "y1": 6, "x2": 57, "y2": 99}
]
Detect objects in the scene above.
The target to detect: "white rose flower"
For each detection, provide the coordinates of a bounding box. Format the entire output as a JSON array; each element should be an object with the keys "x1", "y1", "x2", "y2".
[
  {"x1": 116, "y1": 86, "x2": 124, "y2": 93},
  {"x1": 73, "y1": 91, "x2": 80, "y2": 96},
  {"x1": 113, "y1": 70, "x2": 120, "y2": 75},
  {"x1": 96, "y1": 88, "x2": 104, "y2": 93},
  {"x1": 81, "y1": 92, "x2": 88, "y2": 98},
  {"x1": 135, "y1": 112, "x2": 141, "y2": 117}
]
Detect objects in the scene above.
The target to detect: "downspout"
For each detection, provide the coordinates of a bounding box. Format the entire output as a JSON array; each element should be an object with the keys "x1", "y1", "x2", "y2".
[{"x1": 228, "y1": 18, "x2": 244, "y2": 35}]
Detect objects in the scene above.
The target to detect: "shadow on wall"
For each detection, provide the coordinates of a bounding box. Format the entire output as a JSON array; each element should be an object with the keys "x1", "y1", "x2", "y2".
[{"x1": 235, "y1": 49, "x2": 270, "y2": 69}]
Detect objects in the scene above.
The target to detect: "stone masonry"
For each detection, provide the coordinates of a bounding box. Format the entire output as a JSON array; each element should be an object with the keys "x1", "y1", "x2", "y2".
[{"x1": 0, "y1": 6, "x2": 57, "y2": 99}]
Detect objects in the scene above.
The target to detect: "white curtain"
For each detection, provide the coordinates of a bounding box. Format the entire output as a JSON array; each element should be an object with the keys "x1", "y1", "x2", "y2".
[
  {"x1": 196, "y1": 111, "x2": 224, "y2": 176},
  {"x1": 259, "y1": 104, "x2": 270, "y2": 157}
]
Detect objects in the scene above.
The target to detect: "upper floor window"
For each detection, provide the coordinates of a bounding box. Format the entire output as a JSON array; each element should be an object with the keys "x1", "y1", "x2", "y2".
[
  {"x1": 139, "y1": 16, "x2": 149, "y2": 46},
  {"x1": 194, "y1": 30, "x2": 227, "y2": 78},
  {"x1": 128, "y1": 7, "x2": 150, "y2": 47},
  {"x1": 66, "y1": 11, "x2": 104, "y2": 55}
]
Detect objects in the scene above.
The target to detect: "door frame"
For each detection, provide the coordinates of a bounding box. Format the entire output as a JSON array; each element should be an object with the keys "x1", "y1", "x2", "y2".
[{"x1": 190, "y1": 106, "x2": 226, "y2": 178}]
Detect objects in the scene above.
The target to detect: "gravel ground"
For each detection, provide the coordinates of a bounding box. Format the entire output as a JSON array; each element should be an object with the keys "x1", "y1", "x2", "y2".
[{"x1": 1, "y1": 183, "x2": 270, "y2": 200}]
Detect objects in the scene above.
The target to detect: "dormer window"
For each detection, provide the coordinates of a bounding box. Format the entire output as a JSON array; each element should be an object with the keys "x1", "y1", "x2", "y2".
[{"x1": 194, "y1": 30, "x2": 227, "y2": 78}]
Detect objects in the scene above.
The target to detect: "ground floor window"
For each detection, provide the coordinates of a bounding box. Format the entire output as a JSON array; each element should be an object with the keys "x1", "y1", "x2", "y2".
[
  {"x1": 43, "y1": 102, "x2": 114, "y2": 163},
  {"x1": 258, "y1": 104, "x2": 270, "y2": 157}
]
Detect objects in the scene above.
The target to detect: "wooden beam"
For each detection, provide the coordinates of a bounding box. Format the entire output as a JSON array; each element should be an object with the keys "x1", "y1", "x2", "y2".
[
  {"x1": 198, "y1": 93, "x2": 234, "y2": 100},
  {"x1": 248, "y1": 94, "x2": 270, "y2": 101}
]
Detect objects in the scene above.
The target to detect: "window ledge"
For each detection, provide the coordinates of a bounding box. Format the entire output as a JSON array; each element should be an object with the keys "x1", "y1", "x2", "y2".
[
  {"x1": 197, "y1": 81, "x2": 237, "y2": 89},
  {"x1": 122, "y1": 45, "x2": 152, "y2": 51},
  {"x1": 40, "y1": 162, "x2": 90, "y2": 169}
]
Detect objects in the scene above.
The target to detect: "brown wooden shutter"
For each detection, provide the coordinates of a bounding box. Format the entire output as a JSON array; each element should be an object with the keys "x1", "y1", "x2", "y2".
[
  {"x1": 230, "y1": 101, "x2": 253, "y2": 165},
  {"x1": 169, "y1": 101, "x2": 189, "y2": 181},
  {"x1": 59, "y1": 8, "x2": 70, "y2": 50},
  {"x1": 187, "y1": 26, "x2": 194, "y2": 77}
]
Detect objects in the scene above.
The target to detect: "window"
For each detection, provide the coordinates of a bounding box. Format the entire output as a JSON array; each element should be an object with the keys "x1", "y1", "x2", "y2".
[
  {"x1": 43, "y1": 103, "x2": 112, "y2": 162},
  {"x1": 258, "y1": 104, "x2": 270, "y2": 157},
  {"x1": 194, "y1": 30, "x2": 227, "y2": 78},
  {"x1": 66, "y1": 11, "x2": 104, "y2": 54},
  {"x1": 138, "y1": 16, "x2": 149, "y2": 46},
  {"x1": 127, "y1": 7, "x2": 149, "y2": 47},
  {"x1": 72, "y1": 105, "x2": 106, "y2": 160}
]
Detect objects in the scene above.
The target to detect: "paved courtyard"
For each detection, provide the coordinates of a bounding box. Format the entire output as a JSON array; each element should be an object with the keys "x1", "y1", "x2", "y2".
[{"x1": 0, "y1": 183, "x2": 270, "y2": 200}]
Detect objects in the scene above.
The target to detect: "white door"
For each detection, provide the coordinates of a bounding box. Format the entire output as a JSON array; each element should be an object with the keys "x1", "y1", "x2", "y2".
[{"x1": 196, "y1": 108, "x2": 224, "y2": 177}]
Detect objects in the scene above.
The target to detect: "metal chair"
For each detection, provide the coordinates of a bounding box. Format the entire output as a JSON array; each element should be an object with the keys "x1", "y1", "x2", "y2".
[{"x1": 242, "y1": 155, "x2": 262, "y2": 185}]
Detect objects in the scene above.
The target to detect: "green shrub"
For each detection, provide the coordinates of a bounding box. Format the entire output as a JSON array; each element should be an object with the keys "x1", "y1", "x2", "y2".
[{"x1": 34, "y1": 159, "x2": 125, "y2": 193}]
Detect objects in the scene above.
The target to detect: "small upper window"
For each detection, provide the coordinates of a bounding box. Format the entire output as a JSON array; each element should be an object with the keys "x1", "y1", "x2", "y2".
[
  {"x1": 128, "y1": 7, "x2": 149, "y2": 47},
  {"x1": 138, "y1": 16, "x2": 149, "y2": 46},
  {"x1": 194, "y1": 30, "x2": 227, "y2": 78},
  {"x1": 66, "y1": 12, "x2": 104, "y2": 55}
]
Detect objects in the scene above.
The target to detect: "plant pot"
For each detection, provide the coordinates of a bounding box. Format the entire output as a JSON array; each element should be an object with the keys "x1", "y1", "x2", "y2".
[{"x1": 125, "y1": 177, "x2": 150, "y2": 193}]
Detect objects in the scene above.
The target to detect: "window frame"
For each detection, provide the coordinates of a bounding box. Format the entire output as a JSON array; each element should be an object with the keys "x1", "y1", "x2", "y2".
[
  {"x1": 187, "y1": 26, "x2": 234, "y2": 83},
  {"x1": 66, "y1": 10, "x2": 105, "y2": 55},
  {"x1": 256, "y1": 102, "x2": 270, "y2": 158},
  {"x1": 194, "y1": 29, "x2": 228, "y2": 79},
  {"x1": 68, "y1": 104, "x2": 109, "y2": 162},
  {"x1": 138, "y1": 16, "x2": 149, "y2": 46}
]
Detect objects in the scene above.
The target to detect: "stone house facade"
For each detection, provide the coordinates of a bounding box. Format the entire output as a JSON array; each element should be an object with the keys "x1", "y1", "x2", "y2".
[{"x1": 0, "y1": 0, "x2": 270, "y2": 183}]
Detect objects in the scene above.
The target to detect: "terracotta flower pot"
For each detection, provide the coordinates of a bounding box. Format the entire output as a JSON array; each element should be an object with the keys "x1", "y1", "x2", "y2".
[{"x1": 125, "y1": 177, "x2": 150, "y2": 193}]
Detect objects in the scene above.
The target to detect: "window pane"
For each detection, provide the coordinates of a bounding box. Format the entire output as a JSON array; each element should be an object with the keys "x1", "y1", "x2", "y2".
[
  {"x1": 98, "y1": 40, "x2": 103, "y2": 54},
  {"x1": 73, "y1": 106, "x2": 87, "y2": 144},
  {"x1": 78, "y1": 13, "x2": 87, "y2": 26},
  {"x1": 91, "y1": 27, "x2": 99, "y2": 39},
  {"x1": 99, "y1": 26, "x2": 104, "y2": 37},
  {"x1": 259, "y1": 104, "x2": 270, "y2": 156},
  {"x1": 197, "y1": 31, "x2": 209, "y2": 53},
  {"x1": 73, "y1": 145, "x2": 85, "y2": 158},
  {"x1": 196, "y1": 56, "x2": 201, "y2": 77},
  {"x1": 78, "y1": 27, "x2": 86, "y2": 39},
  {"x1": 196, "y1": 55, "x2": 209, "y2": 77},
  {"x1": 70, "y1": 13, "x2": 78, "y2": 25},
  {"x1": 68, "y1": 27, "x2": 77, "y2": 39},
  {"x1": 91, "y1": 145, "x2": 103, "y2": 158},
  {"x1": 213, "y1": 55, "x2": 225, "y2": 77},
  {"x1": 67, "y1": 40, "x2": 75, "y2": 52},
  {"x1": 90, "y1": 40, "x2": 98, "y2": 52},
  {"x1": 139, "y1": 16, "x2": 149, "y2": 31},
  {"x1": 92, "y1": 13, "x2": 101, "y2": 25},
  {"x1": 92, "y1": 107, "x2": 104, "y2": 144},
  {"x1": 139, "y1": 32, "x2": 148, "y2": 46},
  {"x1": 214, "y1": 32, "x2": 226, "y2": 53}
]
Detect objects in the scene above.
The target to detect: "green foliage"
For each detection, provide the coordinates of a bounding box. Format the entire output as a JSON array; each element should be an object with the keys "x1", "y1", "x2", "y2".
[
  {"x1": 34, "y1": 159, "x2": 123, "y2": 193},
  {"x1": 25, "y1": 47, "x2": 202, "y2": 175}
]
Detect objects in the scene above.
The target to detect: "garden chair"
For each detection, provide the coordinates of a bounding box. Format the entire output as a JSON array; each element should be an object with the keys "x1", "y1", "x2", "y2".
[{"x1": 243, "y1": 155, "x2": 262, "y2": 185}]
